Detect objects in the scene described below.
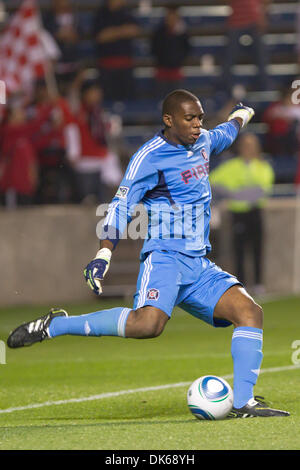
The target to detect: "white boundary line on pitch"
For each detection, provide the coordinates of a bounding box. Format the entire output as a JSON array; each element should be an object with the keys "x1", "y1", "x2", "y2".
[{"x1": 0, "y1": 364, "x2": 299, "y2": 415}]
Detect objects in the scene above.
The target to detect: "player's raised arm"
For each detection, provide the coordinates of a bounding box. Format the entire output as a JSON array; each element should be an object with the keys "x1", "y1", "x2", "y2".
[
  {"x1": 84, "y1": 150, "x2": 159, "y2": 295},
  {"x1": 209, "y1": 102, "x2": 255, "y2": 155}
]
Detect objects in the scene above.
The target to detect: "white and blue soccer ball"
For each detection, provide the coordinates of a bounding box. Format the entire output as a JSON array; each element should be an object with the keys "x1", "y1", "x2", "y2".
[{"x1": 187, "y1": 375, "x2": 233, "y2": 420}]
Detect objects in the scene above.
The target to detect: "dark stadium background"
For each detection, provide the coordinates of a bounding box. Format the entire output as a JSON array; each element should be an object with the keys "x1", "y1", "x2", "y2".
[{"x1": 0, "y1": 0, "x2": 299, "y2": 313}]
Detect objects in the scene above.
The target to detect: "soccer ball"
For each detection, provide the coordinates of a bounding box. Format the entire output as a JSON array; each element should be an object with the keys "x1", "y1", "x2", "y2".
[{"x1": 187, "y1": 375, "x2": 233, "y2": 420}]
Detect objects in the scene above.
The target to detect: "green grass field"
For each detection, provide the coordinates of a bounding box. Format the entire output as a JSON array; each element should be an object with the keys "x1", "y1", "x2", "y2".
[{"x1": 0, "y1": 296, "x2": 299, "y2": 450}]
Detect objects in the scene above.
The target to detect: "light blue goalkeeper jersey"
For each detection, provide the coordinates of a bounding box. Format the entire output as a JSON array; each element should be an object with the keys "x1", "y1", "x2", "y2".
[{"x1": 101, "y1": 120, "x2": 240, "y2": 258}]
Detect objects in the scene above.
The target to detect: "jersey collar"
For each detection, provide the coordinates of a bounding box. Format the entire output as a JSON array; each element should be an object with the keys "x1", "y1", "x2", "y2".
[{"x1": 157, "y1": 130, "x2": 194, "y2": 151}]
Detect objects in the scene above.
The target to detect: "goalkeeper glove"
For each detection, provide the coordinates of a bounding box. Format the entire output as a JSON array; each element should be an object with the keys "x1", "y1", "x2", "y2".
[
  {"x1": 228, "y1": 102, "x2": 255, "y2": 128},
  {"x1": 84, "y1": 247, "x2": 112, "y2": 295}
]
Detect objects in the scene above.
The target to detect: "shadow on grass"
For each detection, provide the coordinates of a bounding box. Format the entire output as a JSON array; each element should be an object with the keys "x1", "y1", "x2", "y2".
[{"x1": 0, "y1": 417, "x2": 199, "y2": 431}]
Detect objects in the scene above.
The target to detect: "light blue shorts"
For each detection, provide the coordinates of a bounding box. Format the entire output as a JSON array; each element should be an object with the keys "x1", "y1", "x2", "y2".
[{"x1": 133, "y1": 250, "x2": 241, "y2": 328}]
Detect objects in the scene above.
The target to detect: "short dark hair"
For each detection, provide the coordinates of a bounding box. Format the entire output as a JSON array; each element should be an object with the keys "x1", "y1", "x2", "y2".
[{"x1": 162, "y1": 89, "x2": 200, "y2": 116}]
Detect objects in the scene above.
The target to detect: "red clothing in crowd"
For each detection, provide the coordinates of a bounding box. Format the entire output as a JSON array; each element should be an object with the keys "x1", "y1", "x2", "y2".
[
  {"x1": 69, "y1": 107, "x2": 108, "y2": 161},
  {"x1": 262, "y1": 101, "x2": 292, "y2": 137},
  {"x1": 0, "y1": 137, "x2": 37, "y2": 195},
  {"x1": 262, "y1": 99, "x2": 300, "y2": 157},
  {"x1": 58, "y1": 97, "x2": 108, "y2": 168},
  {"x1": 31, "y1": 102, "x2": 66, "y2": 168},
  {"x1": 227, "y1": 0, "x2": 266, "y2": 28},
  {"x1": 0, "y1": 104, "x2": 53, "y2": 196}
]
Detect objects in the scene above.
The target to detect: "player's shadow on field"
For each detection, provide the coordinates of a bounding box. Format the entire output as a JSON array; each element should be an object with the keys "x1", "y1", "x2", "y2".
[
  {"x1": 44, "y1": 418, "x2": 194, "y2": 427},
  {"x1": 1, "y1": 418, "x2": 196, "y2": 431}
]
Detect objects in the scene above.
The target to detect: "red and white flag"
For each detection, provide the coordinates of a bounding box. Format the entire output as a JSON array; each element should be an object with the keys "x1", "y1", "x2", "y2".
[{"x1": 0, "y1": 0, "x2": 47, "y2": 94}]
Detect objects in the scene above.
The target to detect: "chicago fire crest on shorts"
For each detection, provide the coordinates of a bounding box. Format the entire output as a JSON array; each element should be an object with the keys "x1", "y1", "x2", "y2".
[{"x1": 146, "y1": 288, "x2": 160, "y2": 300}]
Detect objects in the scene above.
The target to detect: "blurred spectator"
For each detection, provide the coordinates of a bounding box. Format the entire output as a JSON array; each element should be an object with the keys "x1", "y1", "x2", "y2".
[
  {"x1": 151, "y1": 6, "x2": 190, "y2": 99},
  {"x1": 262, "y1": 85, "x2": 300, "y2": 183},
  {"x1": 0, "y1": 97, "x2": 54, "y2": 208},
  {"x1": 262, "y1": 86, "x2": 300, "y2": 157},
  {"x1": 223, "y1": 0, "x2": 271, "y2": 95},
  {"x1": 27, "y1": 80, "x2": 79, "y2": 204},
  {"x1": 43, "y1": 0, "x2": 80, "y2": 92},
  {"x1": 93, "y1": 0, "x2": 141, "y2": 102},
  {"x1": 0, "y1": 136, "x2": 37, "y2": 208},
  {"x1": 210, "y1": 132, "x2": 274, "y2": 294},
  {"x1": 63, "y1": 79, "x2": 122, "y2": 203}
]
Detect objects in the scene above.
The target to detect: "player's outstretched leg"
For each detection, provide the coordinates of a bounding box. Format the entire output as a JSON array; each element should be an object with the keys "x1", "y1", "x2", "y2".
[
  {"x1": 7, "y1": 308, "x2": 68, "y2": 348},
  {"x1": 7, "y1": 305, "x2": 168, "y2": 348},
  {"x1": 214, "y1": 285, "x2": 290, "y2": 418}
]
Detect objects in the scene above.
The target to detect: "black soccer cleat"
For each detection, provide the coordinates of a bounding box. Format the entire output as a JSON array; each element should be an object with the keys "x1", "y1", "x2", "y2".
[
  {"x1": 7, "y1": 308, "x2": 68, "y2": 348},
  {"x1": 229, "y1": 396, "x2": 290, "y2": 418}
]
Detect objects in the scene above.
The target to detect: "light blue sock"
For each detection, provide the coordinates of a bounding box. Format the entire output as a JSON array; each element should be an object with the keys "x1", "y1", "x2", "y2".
[
  {"x1": 231, "y1": 326, "x2": 263, "y2": 409},
  {"x1": 48, "y1": 307, "x2": 131, "y2": 338}
]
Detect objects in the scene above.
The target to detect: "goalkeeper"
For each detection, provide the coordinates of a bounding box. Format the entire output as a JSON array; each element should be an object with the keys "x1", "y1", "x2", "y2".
[{"x1": 7, "y1": 90, "x2": 289, "y2": 418}]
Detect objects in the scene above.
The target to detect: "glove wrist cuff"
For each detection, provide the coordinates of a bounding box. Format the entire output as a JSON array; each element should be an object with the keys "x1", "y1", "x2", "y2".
[
  {"x1": 228, "y1": 108, "x2": 254, "y2": 128},
  {"x1": 95, "y1": 248, "x2": 112, "y2": 262}
]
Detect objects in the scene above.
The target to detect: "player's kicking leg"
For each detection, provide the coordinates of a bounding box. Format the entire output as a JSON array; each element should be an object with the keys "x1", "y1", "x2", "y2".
[
  {"x1": 213, "y1": 285, "x2": 289, "y2": 418},
  {"x1": 7, "y1": 305, "x2": 169, "y2": 348},
  {"x1": 7, "y1": 251, "x2": 172, "y2": 348}
]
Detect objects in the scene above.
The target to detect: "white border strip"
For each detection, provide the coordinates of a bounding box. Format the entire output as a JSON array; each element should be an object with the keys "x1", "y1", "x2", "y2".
[{"x1": 0, "y1": 364, "x2": 298, "y2": 415}]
